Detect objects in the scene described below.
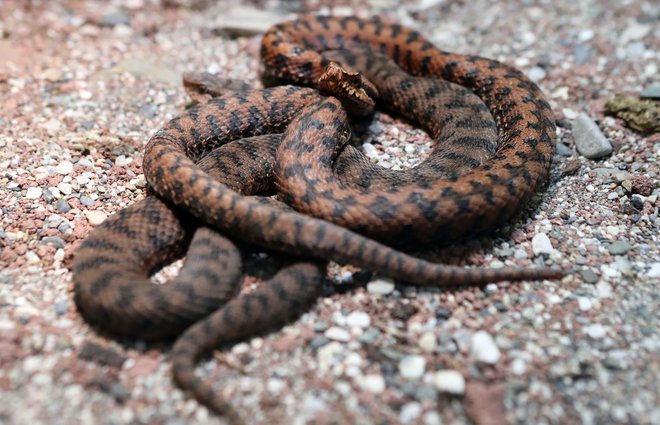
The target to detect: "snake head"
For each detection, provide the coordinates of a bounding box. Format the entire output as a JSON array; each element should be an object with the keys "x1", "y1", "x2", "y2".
[{"x1": 318, "y1": 62, "x2": 378, "y2": 117}]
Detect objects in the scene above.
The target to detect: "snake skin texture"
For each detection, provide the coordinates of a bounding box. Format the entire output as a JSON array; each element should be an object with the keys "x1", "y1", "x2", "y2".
[{"x1": 73, "y1": 14, "x2": 562, "y2": 424}]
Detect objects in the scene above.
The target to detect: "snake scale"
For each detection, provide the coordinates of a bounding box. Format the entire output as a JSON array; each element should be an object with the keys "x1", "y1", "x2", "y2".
[{"x1": 72, "y1": 15, "x2": 561, "y2": 423}]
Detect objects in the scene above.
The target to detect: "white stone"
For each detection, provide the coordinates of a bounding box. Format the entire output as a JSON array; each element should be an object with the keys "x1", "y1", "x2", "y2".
[
  {"x1": 355, "y1": 374, "x2": 385, "y2": 394},
  {"x1": 345, "y1": 311, "x2": 371, "y2": 328},
  {"x1": 596, "y1": 282, "x2": 613, "y2": 298},
  {"x1": 511, "y1": 358, "x2": 527, "y2": 375},
  {"x1": 367, "y1": 277, "x2": 395, "y2": 295},
  {"x1": 432, "y1": 370, "x2": 465, "y2": 394},
  {"x1": 267, "y1": 378, "x2": 285, "y2": 394},
  {"x1": 399, "y1": 355, "x2": 426, "y2": 380},
  {"x1": 58, "y1": 182, "x2": 73, "y2": 195},
  {"x1": 115, "y1": 155, "x2": 133, "y2": 167},
  {"x1": 577, "y1": 297, "x2": 592, "y2": 311},
  {"x1": 85, "y1": 210, "x2": 108, "y2": 225},
  {"x1": 324, "y1": 326, "x2": 350, "y2": 342},
  {"x1": 531, "y1": 233, "x2": 553, "y2": 256},
  {"x1": 585, "y1": 324, "x2": 607, "y2": 339},
  {"x1": 528, "y1": 66, "x2": 546, "y2": 82},
  {"x1": 422, "y1": 411, "x2": 443, "y2": 425},
  {"x1": 621, "y1": 23, "x2": 651, "y2": 43},
  {"x1": 399, "y1": 402, "x2": 422, "y2": 424},
  {"x1": 647, "y1": 263, "x2": 660, "y2": 278},
  {"x1": 55, "y1": 160, "x2": 74, "y2": 175},
  {"x1": 418, "y1": 332, "x2": 437, "y2": 353},
  {"x1": 26, "y1": 187, "x2": 43, "y2": 199},
  {"x1": 470, "y1": 331, "x2": 501, "y2": 364},
  {"x1": 317, "y1": 341, "x2": 344, "y2": 373}
]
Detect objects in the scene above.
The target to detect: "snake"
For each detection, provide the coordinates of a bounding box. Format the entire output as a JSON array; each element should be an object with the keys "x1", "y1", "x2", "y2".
[{"x1": 72, "y1": 14, "x2": 561, "y2": 424}]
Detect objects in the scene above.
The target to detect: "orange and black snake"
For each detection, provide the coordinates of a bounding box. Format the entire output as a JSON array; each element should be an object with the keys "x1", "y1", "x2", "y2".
[{"x1": 73, "y1": 15, "x2": 561, "y2": 423}]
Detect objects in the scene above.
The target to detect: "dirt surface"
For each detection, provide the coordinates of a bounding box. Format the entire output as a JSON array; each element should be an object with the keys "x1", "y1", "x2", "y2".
[{"x1": 0, "y1": 1, "x2": 658, "y2": 424}]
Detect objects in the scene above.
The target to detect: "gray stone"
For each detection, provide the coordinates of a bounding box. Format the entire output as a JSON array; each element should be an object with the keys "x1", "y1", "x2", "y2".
[
  {"x1": 573, "y1": 113, "x2": 612, "y2": 159},
  {"x1": 608, "y1": 240, "x2": 632, "y2": 255},
  {"x1": 580, "y1": 269, "x2": 599, "y2": 284},
  {"x1": 80, "y1": 195, "x2": 95, "y2": 207},
  {"x1": 54, "y1": 301, "x2": 69, "y2": 315},
  {"x1": 41, "y1": 236, "x2": 66, "y2": 249},
  {"x1": 55, "y1": 199, "x2": 71, "y2": 213},
  {"x1": 573, "y1": 43, "x2": 591, "y2": 64},
  {"x1": 641, "y1": 84, "x2": 660, "y2": 99},
  {"x1": 556, "y1": 142, "x2": 573, "y2": 156},
  {"x1": 98, "y1": 10, "x2": 131, "y2": 27}
]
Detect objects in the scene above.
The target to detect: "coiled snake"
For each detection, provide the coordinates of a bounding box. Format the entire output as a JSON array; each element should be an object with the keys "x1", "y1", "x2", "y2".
[{"x1": 73, "y1": 15, "x2": 561, "y2": 424}]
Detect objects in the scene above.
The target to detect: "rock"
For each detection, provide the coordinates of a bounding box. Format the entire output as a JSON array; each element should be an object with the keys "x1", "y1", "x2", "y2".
[
  {"x1": 345, "y1": 311, "x2": 371, "y2": 328},
  {"x1": 55, "y1": 160, "x2": 74, "y2": 175},
  {"x1": 527, "y1": 66, "x2": 546, "y2": 82},
  {"x1": 585, "y1": 324, "x2": 607, "y2": 339},
  {"x1": 631, "y1": 175, "x2": 654, "y2": 196},
  {"x1": 367, "y1": 277, "x2": 395, "y2": 295},
  {"x1": 580, "y1": 269, "x2": 599, "y2": 284},
  {"x1": 84, "y1": 210, "x2": 108, "y2": 225},
  {"x1": 577, "y1": 296, "x2": 592, "y2": 311},
  {"x1": 641, "y1": 84, "x2": 660, "y2": 99},
  {"x1": 432, "y1": 370, "x2": 465, "y2": 395},
  {"x1": 355, "y1": 374, "x2": 386, "y2": 394},
  {"x1": 631, "y1": 194, "x2": 645, "y2": 209},
  {"x1": 470, "y1": 331, "x2": 501, "y2": 364},
  {"x1": 531, "y1": 232, "x2": 553, "y2": 256},
  {"x1": 324, "y1": 327, "x2": 350, "y2": 342},
  {"x1": 80, "y1": 195, "x2": 95, "y2": 207},
  {"x1": 26, "y1": 187, "x2": 43, "y2": 199},
  {"x1": 418, "y1": 332, "x2": 437, "y2": 353},
  {"x1": 573, "y1": 44, "x2": 591, "y2": 64},
  {"x1": 510, "y1": 358, "x2": 527, "y2": 375},
  {"x1": 647, "y1": 263, "x2": 660, "y2": 278},
  {"x1": 98, "y1": 10, "x2": 131, "y2": 27},
  {"x1": 555, "y1": 142, "x2": 573, "y2": 157},
  {"x1": 573, "y1": 113, "x2": 612, "y2": 159},
  {"x1": 213, "y1": 6, "x2": 288, "y2": 36},
  {"x1": 608, "y1": 240, "x2": 632, "y2": 255},
  {"x1": 115, "y1": 155, "x2": 133, "y2": 167},
  {"x1": 399, "y1": 402, "x2": 422, "y2": 423},
  {"x1": 399, "y1": 355, "x2": 426, "y2": 380},
  {"x1": 604, "y1": 96, "x2": 660, "y2": 135}
]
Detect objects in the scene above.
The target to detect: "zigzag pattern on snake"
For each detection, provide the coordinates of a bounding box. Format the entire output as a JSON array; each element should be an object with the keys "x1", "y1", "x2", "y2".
[{"x1": 72, "y1": 15, "x2": 562, "y2": 424}]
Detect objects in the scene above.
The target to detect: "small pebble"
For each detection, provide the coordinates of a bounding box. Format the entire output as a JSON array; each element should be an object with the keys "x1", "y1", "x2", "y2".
[
  {"x1": 511, "y1": 358, "x2": 527, "y2": 375},
  {"x1": 573, "y1": 113, "x2": 612, "y2": 159},
  {"x1": 355, "y1": 374, "x2": 385, "y2": 394},
  {"x1": 585, "y1": 324, "x2": 607, "y2": 339},
  {"x1": 470, "y1": 331, "x2": 501, "y2": 364},
  {"x1": 399, "y1": 355, "x2": 426, "y2": 380},
  {"x1": 418, "y1": 332, "x2": 437, "y2": 353},
  {"x1": 527, "y1": 66, "x2": 546, "y2": 82},
  {"x1": 55, "y1": 161, "x2": 74, "y2": 175},
  {"x1": 345, "y1": 311, "x2": 371, "y2": 328},
  {"x1": 367, "y1": 277, "x2": 395, "y2": 295},
  {"x1": 577, "y1": 297, "x2": 592, "y2": 311},
  {"x1": 85, "y1": 210, "x2": 108, "y2": 225},
  {"x1": 531, "y1": 233, "x2": 553, "y2": 256},
  {"x1": 26, "y1": 187, "x2": 43, "y2": 199},
  {"x1": 324, "y1": 327, "x2": 350, "y2": 342},
  {"x1": 432, "y1": 370, "x2": 465, "y2": 395},
  {"x1": 399, "y1": 402, "x2": 422, "y2": 424},
  {"x1": 580, "y1": 269, "x2": 599, "y2": 284},
  {"x1": 608, "y1": 240, "x2": 632, "y2": 255},
  {"x1": 646, "y1": 263, "x2": 660, "y2": 278}
]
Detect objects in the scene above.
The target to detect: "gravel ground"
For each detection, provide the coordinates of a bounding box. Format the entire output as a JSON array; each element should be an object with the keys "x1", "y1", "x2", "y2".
[{"x1": 0, "y1": 0, "x2": 658, "y2": 424}]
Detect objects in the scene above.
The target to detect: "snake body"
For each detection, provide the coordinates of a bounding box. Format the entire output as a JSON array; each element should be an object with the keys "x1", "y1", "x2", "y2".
[{"x1": 73, "y1": 15, "x2": 560, "y2": 423}]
